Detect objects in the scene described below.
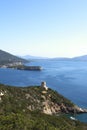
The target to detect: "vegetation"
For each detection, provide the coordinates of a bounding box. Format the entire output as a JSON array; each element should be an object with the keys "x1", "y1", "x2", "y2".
[
  {"x1": 0, "y1": 84, "x2": 87, "y2": 130},
  {"x1": 0, "y1": 50, "x2": 27, "y2": 65},
  {"x1": 0, "y1": 84, "x2": 74, "y2": 114},
  {"x1": 0, "y1": 112, "x2": 87, "y2": 130}
]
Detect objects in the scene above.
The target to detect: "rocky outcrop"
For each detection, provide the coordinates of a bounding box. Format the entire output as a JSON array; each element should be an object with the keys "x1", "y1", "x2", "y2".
[
  {"x1": 0, "y1": 83, "x2": 87, "y2": 115},
  {"x1": 25, "y1": 83, "x2": 87, "y2": 115}
]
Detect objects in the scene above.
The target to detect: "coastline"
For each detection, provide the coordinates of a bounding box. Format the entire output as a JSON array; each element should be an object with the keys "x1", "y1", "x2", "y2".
[{"x1": 0, "y1": 62, "x2": 43, "y2": 71}]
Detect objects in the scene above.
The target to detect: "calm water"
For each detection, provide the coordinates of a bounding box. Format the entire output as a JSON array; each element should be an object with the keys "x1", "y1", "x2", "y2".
[{"x1": 0, "y1": 59, "x2": 87, "y2": 122}]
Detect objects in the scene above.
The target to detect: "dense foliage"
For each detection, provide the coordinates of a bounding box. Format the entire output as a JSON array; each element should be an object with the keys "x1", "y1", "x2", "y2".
[
  {"x1": 0, "y1": 112, "x2": 87, "y2": 130},
  {"x1": 0, "y1": 84, "x2": 87, "y2": 130}
]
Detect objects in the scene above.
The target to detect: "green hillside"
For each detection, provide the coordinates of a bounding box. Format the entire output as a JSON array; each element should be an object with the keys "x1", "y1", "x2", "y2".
[
  {"x1": 0, "y1": 84, "x2": 87, "y2": 130},
  {"x1": 0, "y1": 50, "x2": 27, "y2": 65}
]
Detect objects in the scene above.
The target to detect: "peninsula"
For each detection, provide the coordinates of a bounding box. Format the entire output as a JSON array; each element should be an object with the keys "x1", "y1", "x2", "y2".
[
  {"x1": 0, "y1": 50, "x2": 43, "y2": 71},
  {"x1": 0, "y1": 82, "x2": 87, "y2": 130}
]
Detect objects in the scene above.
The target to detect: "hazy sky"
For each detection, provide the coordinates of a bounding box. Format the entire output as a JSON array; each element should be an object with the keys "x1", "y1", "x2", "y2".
[{"x1": 0, "y1": 0, "x2": 87, "y2": 58}]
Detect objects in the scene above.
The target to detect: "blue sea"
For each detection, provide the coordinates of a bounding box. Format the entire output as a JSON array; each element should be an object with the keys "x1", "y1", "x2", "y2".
[{"x1": 0, "y1": 59, "x2": 87, "y2": 123}]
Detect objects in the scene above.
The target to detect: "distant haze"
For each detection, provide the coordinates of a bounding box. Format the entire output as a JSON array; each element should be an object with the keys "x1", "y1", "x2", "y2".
[
  {"x1": 22, "y1": 55, "x2": 49, "y2": 59},
  {"x1": 21, "y1": 54, "x2": 87, "y2": 61}
]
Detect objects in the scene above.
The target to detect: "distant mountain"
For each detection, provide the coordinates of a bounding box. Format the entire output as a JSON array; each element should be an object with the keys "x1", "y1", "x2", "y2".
[
  {"x1": 21, "y1": 54, "x2": 87, "y2": 61},
  {"x1": 22, "y1": 55, "x2": 48, "y2": 59},
  {"x1": 72, "y1": 55, "x2": 87, "y2": 61},
  {"x1": 48, "y1": 55, "x2": 87, "y2": 61},
  {"x1": 0, "y1": 50, "x2": 27, "y2": 65}
]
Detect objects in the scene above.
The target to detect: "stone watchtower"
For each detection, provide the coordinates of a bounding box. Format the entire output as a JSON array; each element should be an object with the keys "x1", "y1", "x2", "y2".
[{"x1": 41, "y1": 82, "x2": 48, "y2": 90}]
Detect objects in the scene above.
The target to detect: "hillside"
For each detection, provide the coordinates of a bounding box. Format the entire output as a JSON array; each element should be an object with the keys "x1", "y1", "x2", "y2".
[
  {"x1": 72, "y1": 55, "x2": 87, "y2": 61},
  {"x1": 0, "y1": 83, "x2": 87, "y2": 130},
  {"x1": 0, "y1": 50, "x2": 27, "y2": 65}
]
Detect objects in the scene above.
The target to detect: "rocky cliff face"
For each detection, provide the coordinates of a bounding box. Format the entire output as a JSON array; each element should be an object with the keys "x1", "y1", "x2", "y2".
[
  {"x1": 0, "y1": 84, "x2": 86, "y2": 115},
  {"x1": 25, "y1": 88, "x2": 87, "y2": 115}
]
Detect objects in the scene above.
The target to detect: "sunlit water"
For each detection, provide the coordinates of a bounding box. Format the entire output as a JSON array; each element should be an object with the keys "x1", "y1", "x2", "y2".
[{"x1": 0, "y1": 59, "x2": 87, "y2": 122}]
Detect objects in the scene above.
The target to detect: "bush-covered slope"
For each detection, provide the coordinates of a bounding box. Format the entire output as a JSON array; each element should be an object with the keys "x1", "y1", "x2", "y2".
[
  {"x1": 0, "y1": 111, "x2": 87, "y2": 130},
  {"x1": 0, "y1": 84, "x2": 74, "y2": 115},
  {"x1": 0, "y1": 84, "x2": 87, "y2": 130}
]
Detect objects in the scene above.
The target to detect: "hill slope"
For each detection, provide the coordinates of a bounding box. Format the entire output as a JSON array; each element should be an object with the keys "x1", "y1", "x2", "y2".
[
  {"x1": 72, "y1": 55, "x2": 87, "y2": 61},
  {"x1": 0, "y1": 84, "x2": 87, "y2": 130},
  {"x1": 0, "y1": 50, "x2": 27, "y2": 65},
  {"x1": 0, "y1": 84, "x2": 74, "y2": 115}
]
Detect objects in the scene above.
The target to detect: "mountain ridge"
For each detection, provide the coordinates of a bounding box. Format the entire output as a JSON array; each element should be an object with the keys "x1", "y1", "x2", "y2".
[
  {"x1": 21, "y1": 54, "x2": 87, "y2": 61},
  {"x1": 22, "y1": 55, "x2": 49, "y2": 59},
  {"x1": 1, "y1": 49, "x2": 87, "y2": 61}
]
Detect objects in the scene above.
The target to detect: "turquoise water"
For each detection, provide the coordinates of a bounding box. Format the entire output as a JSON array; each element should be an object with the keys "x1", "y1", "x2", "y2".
[{"x1": 0, "y1": 59, "x2": 87, "y2": 122}]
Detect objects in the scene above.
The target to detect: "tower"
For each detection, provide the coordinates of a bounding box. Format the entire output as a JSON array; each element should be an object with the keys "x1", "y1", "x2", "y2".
[{"x1": 41, "y1": 82, "x2": 48, "y2": 90}]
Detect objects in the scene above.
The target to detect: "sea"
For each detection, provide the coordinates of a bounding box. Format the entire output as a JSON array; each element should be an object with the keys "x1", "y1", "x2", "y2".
[{"x1": 0, "y1": 59, "x2": 87, "y2": 123}]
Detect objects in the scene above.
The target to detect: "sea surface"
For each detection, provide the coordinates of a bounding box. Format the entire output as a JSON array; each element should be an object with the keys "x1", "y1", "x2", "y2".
[{"x1": 0, "y1": 59, "x2": 87, "y2": 122}]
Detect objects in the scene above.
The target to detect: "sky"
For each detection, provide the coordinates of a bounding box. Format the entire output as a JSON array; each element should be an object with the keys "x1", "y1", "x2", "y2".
[{"x1": 0, "y1": 0, "x2": 87, "y2": 58}]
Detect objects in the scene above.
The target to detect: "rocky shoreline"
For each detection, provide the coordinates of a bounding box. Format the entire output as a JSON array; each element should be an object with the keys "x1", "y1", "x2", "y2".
[{"x1": 59, "y1": 105, "x2": 87, "y2": 115}]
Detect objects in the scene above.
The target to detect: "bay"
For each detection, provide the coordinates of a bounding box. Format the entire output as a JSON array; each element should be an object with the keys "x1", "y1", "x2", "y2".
[{"x1": 0, "y1": 59, "x2": 87, "y2": 122}]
